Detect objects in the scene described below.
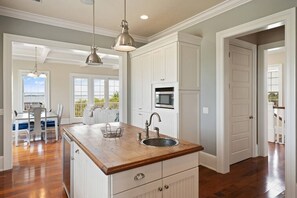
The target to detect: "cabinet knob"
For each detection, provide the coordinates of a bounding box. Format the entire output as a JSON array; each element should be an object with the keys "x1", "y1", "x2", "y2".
[
  {"x1": 75, "y1": 149, "x2": 79, "y2": 154},
  {"x1": 158, "y1": 187, "x2": 163, "y2": 191},
  {"x1": 164, "y1": 185, "x2": 169, "y2": 189},
  {"x1": 249, "y1": 115, "x2": 254, "y2": 119},
  {"x1": 71, "y1": 157, "x2": 75, "y2": 160},
  {"x1": 134, "y1": 173, "x2": 145, "y2": 181}
]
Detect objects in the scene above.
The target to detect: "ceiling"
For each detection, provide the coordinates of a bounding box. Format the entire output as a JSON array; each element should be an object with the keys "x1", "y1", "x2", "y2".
[
  {"x1": 0, "y1": 0, "x2": 226, "y2": 39},
  {"x1": 12, "y1": 42, "x2": 120, "y2": 69}
]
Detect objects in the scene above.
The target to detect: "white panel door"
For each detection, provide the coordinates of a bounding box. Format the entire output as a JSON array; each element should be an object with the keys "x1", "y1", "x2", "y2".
[
  {"x1": 162, "y1": 167, "x2": 198, "y2": 198},
  {"x1": 229, "y1": 45, "x2": 253, "y2": 165}
]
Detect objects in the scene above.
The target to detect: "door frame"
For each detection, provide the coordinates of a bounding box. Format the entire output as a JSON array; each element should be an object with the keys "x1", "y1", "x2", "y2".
[
  {"x1": 258, "y1": 41, "x2": 285, "y2": 157},
  {"x1": 216, "y1": 8, "x2": 296, "y2": 197},
  {"x1": 3, "y1": 34, "x2": 128, "y2": 170}
]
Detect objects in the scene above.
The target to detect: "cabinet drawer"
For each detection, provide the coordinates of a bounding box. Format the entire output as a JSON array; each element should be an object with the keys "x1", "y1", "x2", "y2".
[
  {"x1": 112, "y1": 162, "x2": 162, "y2": 194},
  {"x1": 163, "y1": 152, "x2": 198, "y2": 177}
]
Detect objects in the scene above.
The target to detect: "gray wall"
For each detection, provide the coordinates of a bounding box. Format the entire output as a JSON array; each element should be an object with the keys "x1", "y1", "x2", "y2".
[
  {"x1": 0, "y1": 15, "x2": 144, "y2": 155},
  {"x1": 183, "y1": 0, "x2": 297, "y2": 155}
]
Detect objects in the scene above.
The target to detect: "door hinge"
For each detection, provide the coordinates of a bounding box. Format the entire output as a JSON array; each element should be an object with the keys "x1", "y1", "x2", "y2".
[{"x1": 229, "y1": 52, "x2": 231, "y2": 57}]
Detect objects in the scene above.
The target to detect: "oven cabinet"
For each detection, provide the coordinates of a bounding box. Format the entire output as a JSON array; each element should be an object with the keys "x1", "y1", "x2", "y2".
[
  {"x1": 72, "y1": 142, "x2": 109, "y2": 198},
  {"x1": 152, "y1": 42, "x2": 178, "y2": 83}
]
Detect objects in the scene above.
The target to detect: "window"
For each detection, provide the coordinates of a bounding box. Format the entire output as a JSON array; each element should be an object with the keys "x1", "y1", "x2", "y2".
[
  {"x1": 94, "y1": 79, "x2": 105, "y2": 108},
  {"x1": 71, "y1": 75, "x2": 119, "y2": 119},
  {"x1": 108, "y1": 79, "x2": 119, "y2": 109},
  {"x1": 22, "y1": 74, "x2": 49, "y2": 111},
  {"x1": 74, "y1": 78, "x2": 88, "y2": 117},
  {"x1": 267, "y1": 65, "x2": 280, "y2": 106}
]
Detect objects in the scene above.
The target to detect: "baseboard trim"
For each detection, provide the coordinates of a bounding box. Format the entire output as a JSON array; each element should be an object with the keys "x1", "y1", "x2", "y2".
[
  {"x1": 0, "y1": 156, "x2": 4, "y2": 171},
  {"x1": 61, "y1": 118, "x2": 70, "y2": 125},
  {"x1": 199, "y1": 151, "x2": 217, "y2": 171}
]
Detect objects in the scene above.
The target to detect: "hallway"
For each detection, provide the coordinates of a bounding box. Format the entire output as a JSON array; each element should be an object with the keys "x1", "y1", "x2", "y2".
[{"x1": 200, "y1": 143, "x2": 285, "y2": 198}]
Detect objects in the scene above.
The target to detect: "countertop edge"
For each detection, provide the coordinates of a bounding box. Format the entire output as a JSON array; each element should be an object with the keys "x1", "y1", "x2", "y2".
[{"x1": 64, "y1": 127, "x2": 203, "y2": 175}]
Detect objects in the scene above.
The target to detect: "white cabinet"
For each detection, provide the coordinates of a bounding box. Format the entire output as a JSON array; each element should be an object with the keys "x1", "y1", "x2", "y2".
[
  {"x1": 152, "y1": 110, "x2": 178, "y2": 138},
  {"x1": 73, "y1": 142, "x2": 109, "y2": 198},
  {"x1": 152, "y1": 43, "x2": 177, "y2": 83},
  {"x1": 131, "y1": 53, "x2": 152, "y2": 128},
  {"x1": 162, "y1": 168, "x2": 198, "y2": 198},
  {"x1": 112, "y1": 152, "x2": 199, "y2": 198}
]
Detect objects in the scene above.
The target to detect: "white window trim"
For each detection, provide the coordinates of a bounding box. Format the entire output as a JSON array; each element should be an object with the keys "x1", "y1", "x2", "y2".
[
  {"x1": 69, "y1": 73, "x2": 119, "y2": 123},
  {"x1": 18, "y1": 70, "x2": 50, "y2": 112}
]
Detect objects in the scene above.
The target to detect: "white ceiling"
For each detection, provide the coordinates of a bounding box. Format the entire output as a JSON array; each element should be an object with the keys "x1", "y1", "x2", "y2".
[
  {"x1": 12, "y1": 42, "x2": 120, "y2": 69},
  {"x1": 0, "y1": 0, "x2": 226, "y2": 39}
]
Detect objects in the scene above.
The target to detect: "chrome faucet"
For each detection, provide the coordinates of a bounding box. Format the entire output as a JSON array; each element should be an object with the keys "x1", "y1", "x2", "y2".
[{"x1": 145, "y1": 112, "x2": 161, "y2": 139}]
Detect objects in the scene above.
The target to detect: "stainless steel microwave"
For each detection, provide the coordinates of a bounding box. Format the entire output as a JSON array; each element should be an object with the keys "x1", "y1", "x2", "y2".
[{"x1": 155, "y1": 87, "x2": 174, "y2": 109}]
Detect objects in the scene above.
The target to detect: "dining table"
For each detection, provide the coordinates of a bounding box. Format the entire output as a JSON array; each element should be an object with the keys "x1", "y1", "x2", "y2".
[{"x1": 14, "y1": 111, "x2": 58, "y2": 146}]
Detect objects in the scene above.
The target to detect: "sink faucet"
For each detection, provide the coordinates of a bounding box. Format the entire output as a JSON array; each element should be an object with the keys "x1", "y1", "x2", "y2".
[{"x1": 145, "y1": 112, "x2": 161, "y2": 139}]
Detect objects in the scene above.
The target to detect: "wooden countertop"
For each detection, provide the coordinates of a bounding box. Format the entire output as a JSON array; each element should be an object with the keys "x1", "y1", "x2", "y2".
[{"x1": 63, "y1": 122, "x2": 204, "y2": 175}]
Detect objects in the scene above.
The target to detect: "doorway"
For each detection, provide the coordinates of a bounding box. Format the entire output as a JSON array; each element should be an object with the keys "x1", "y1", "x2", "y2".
[
  {"x1": 216, "y1": 8, "x2": 296, "y2": 197},
  {"x1": 3, "y1": 34, "x2": 128, "y2": 170}
]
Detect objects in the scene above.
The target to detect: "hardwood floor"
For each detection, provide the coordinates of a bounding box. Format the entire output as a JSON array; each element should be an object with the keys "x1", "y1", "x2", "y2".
[
  {"x1": 200, "y1": 143, "x2": 285, "y2": 198},
  {"x1": 0, "y1": 140, "x2": 67, "y2": 198},
  {"x1": 0, "y1": 139, "x2": 284, "y2": 198}
]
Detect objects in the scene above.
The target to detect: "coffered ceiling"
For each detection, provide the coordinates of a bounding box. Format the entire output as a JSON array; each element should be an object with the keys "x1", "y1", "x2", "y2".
[{"x1": 0, "y1": 0, "x2": 227, "y2": 40}]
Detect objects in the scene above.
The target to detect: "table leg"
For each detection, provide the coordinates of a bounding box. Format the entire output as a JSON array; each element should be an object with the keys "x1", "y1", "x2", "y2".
[
  {"x1": 55, "y1": 117, "x2": 58, "y2": 141},
  {"x1": 15, "y1": 121, "x2": 19, "y2": 146}
]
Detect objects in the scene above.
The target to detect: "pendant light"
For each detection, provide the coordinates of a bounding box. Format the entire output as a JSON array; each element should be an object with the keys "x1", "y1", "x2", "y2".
[
  {"x1": 86, "y1": 0, "x2": 103, "y2": 65},
  {"x1": 112, "y1": 0, "x2": 136, "y2": 52},
  {"x1": 27, "y1": 47, "x2": 46, "y2": 78}
]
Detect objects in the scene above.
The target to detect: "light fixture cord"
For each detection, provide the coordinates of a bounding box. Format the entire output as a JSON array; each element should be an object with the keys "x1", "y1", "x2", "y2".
[
  {"x1": 93, "y1": 0, "x2": 95, "y2": 47},
  {"x1": 124, "y1": 0, "x2": 126, "y2": 20}
]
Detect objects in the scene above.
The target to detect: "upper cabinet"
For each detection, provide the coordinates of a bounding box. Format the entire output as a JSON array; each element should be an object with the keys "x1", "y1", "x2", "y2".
[{"x1": 152, "y1": 43, "x2": 178, "y2": 83}]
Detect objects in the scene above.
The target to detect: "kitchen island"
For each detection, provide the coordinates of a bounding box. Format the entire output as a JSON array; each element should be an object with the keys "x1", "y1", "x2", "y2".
[{"x1": 63, "y1": 122, "x2": 203, "y2": 198}]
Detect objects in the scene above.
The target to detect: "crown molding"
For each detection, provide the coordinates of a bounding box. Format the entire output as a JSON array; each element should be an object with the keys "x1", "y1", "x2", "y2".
[
  {"x1": 0, "y1": 6, "x2": 148, "y2": 43},
  {"x1": 148, "y1": 0, "x2": 253, "y2": 42}
]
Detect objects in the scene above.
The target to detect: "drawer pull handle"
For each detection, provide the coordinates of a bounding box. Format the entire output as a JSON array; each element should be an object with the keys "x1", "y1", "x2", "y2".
[
  {"x1": 134, "y1": 173, "x2": 145, "y2": 181},
  {"x1": 158, "y1": 187, "x2": 163, "y2": 191},
  {"x1": 164, "y1": 185, "x2": 169, "y2": 189}
]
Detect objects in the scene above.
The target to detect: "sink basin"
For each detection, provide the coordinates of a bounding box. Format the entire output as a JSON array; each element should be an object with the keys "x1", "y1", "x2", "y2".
[{"x1": 141, "y1": 138, "x2": 179, "y2": 147}]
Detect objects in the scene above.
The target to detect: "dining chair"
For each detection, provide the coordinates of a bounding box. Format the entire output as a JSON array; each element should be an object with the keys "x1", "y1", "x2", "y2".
[
  {"x1": 25, "y1": 107, "x2": 47, "y2": 146},
  {"x1": 44, "y1": 104, "x2": 63, "y2": 140}
]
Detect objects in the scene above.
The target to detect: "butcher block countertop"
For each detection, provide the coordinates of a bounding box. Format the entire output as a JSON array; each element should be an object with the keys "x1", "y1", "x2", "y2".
[{"x1": 63, "y1": 122, "x2": 204, "y2": 175}]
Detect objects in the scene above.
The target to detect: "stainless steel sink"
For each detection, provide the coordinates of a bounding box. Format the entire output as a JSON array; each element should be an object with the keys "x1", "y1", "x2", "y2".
[{"x1": 141, "y1": 138, "x2": 179, "y2": 147}]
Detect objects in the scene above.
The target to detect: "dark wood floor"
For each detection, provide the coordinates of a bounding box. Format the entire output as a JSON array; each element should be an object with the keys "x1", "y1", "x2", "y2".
[
  {"x1": 200, "y1": 143, "x2": 285, "y2": 198},
  {"x1": 0, "y1": 140, "x2": 67, "y2": 198},
  {"x1": 0, "y1": 139, "x2": 284, "y2": 198}
]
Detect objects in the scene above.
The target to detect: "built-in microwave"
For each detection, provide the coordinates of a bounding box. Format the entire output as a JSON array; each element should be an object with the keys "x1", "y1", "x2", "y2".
[{"x1": 155, "y1": 87, "x2": 174, "y2": 109}]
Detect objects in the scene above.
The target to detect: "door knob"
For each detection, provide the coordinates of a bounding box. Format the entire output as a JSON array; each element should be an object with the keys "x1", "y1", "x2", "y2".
[{"x1": 249, "y1": 116, "x2": 254, "y2": 119}]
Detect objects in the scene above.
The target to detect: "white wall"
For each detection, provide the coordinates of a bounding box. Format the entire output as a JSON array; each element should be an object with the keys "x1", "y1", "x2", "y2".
[{"x1": 12, "y1": 60, "x2": 118, "y2": 122}]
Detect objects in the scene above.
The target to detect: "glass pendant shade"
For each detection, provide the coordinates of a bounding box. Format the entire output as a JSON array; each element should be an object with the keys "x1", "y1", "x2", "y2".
[
  {"x1": 85, "y1": 0, "x2": 103, "y2": 65},
  {"x1": 113, "y1": 0, "x2": 136, "y2": 52},
  {"x1": 113, "y1": 20, "x2": 136, "y2": 52},
  {"x1": 86, "y1": 46, "x2": 103, "y2": 65}
]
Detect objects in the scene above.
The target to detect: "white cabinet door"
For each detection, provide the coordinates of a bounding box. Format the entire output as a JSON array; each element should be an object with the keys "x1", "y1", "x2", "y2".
[
  {"x1": 131, "y1": 110, "x2": 151, "y2": 129},
  {"x1": 131, "y1": 56, "x2": 142, "y2": 111},
  {"x1": 162, "y1": 167, "x2": 199, "y2": 198},
  {"x1": 113, "y1": 180, "x2": 163, "y2": 198},
  {"x1": 73, "y1": 142, "x2": 110, "y2": 198},
  {"x1": 152, "y1": 43, "x2": 178, "y2": 83},
  {"x1": 73, "y1": 143, "x2": 86, "y2": 198},
  {"x1": 152, "y1": 48, "x2": 165, "y2": 82},
  {"x1": 164, "y1": 43, "x2": 178, "y2": 83},
  {"x1": 153, "y1": 111, "x2": 178, "y2": 138},
  {"x1": 141, "y1": 53, "x2": 152, "y2": 112}
]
